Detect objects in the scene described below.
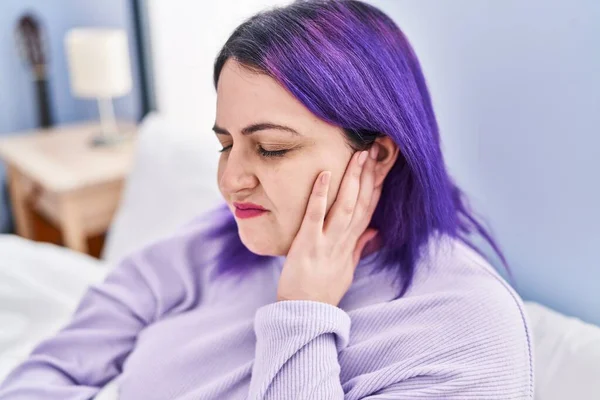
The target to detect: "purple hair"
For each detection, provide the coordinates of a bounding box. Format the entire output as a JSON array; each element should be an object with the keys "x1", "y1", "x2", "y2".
[{"x1": 203, "y1": 0, "x2": 510, "y2": 297}]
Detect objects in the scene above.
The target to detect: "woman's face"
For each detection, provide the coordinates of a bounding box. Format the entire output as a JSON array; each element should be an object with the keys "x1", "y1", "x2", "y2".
[{"x1": 215, "y1": 59, "x2": 354, "y2": 256}]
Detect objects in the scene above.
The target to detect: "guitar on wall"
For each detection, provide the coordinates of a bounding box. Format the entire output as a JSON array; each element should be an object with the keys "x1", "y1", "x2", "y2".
[{"x1": 15, "y1": 13, "x2": 53, "y2": 128}]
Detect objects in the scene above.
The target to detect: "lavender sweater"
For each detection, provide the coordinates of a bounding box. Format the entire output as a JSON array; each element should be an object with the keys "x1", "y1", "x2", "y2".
[{"x1": 0, "y1": 221, "x2": 533, "y2": 399}]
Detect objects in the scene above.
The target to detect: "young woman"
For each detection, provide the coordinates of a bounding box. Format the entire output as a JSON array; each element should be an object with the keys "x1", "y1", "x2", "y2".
[{"x1": 0, "y1": 1, "x2": 533, "y2": 399}]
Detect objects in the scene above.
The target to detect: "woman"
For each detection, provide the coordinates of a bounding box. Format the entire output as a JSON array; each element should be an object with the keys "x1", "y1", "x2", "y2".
[{"x1": 0, "y1": 1, "x2": 533, "y2": 399}]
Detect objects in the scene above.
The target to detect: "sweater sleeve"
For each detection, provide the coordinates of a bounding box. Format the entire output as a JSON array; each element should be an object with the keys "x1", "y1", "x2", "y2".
[
  {"x1": 247, "y1": 293, "x2": 533, "y2": 400},
  {"x1": 0, "y1": 235, "x2": 200, "y2": 400},
  {"x1": 247, "y1": 300, "x2": 351, "y2": 399}
]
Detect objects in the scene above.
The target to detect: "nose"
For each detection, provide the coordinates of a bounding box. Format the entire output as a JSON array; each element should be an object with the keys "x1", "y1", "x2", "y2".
[{"x1": 219, "y1": 147, "x2": 258, "y2": 196}]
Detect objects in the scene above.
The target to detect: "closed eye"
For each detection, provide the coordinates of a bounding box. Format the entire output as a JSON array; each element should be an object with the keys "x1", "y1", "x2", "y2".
[
  {"x1": 218, "y1": 144, "x2": 289, "y2": 158},
  {"x1": 258, "y1": 146, "x2": 288, "y2": 158}
]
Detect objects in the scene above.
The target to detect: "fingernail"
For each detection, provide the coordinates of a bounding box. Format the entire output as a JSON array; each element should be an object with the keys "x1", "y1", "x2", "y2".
[
  {"x1": 358, "y1": 150, "x2": 368, "y2": 166},
  {"x1": 321, "y1": 171, "x2": 331, "y2": 185},
  {"x1": 370, "y1": 144, "x2": 379, "y2": 160}
]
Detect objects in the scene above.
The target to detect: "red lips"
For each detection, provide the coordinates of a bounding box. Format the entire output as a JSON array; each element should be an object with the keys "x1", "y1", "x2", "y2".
[{"x1": 233, "y1": 202, "x2": 268, "y2": 219}]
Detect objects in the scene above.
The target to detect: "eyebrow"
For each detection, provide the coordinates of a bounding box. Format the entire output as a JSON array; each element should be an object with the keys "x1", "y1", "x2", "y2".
[{"x1": 212, "y1": 122, "x2": 301, "y2": 136}]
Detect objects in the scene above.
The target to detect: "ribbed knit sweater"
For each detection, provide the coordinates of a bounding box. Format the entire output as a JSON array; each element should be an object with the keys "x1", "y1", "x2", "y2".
[{"x1": 0, "y1": 221, "x2": 533, "y2": 399}]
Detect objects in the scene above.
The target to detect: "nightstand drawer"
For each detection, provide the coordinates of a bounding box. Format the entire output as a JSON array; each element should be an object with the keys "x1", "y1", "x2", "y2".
[
  {"x1": 77, "y1": 180, "x2": 125, "y2": 235},
  {"x1": 33, "y1": 180, "x2": 125, "y2": 236}
]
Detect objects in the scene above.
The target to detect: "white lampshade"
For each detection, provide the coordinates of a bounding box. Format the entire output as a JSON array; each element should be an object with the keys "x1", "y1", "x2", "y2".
[{"x1": 65, "y1": 28, "x2": 132, "y2": 98}]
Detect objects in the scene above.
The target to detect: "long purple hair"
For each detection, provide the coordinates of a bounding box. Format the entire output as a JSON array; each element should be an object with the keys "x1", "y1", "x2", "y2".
[{"x1": 202, "y1": 0, "x2": 509, "y2": 297}]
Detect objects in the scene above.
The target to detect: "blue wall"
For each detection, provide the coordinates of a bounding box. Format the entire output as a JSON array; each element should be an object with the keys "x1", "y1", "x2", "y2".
[
  {"x1": 371, "y1": 0, "x2": 600, "y2": 325},
  {"x1": 0, "y1": 0, "x2": 141, "y2": 232}
]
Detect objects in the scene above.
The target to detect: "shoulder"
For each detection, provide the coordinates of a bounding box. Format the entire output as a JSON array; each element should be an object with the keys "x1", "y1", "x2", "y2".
[
  {"x1": 417, "y1": 237, "x2": 534, "y2": 393},
  {"x1": 352, "y1": 236, "x2": 532, "y2": 340},
  {"x1": 404, "y1": 236, "x2": 533, "y2": 353},
  {"x1": 347, "y1": 236, "x2": 534, "y2": 397},
  {"x1": 353, "y1": 235, "x2": 534, "y2": 346},
  {"x1": 408, "y1": 236, "x2": 529, "y2": 323}
]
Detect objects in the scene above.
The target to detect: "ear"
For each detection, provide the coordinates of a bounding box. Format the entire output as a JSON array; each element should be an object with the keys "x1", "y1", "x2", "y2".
[{"x1": 371, "y1": 136, "x2": 399, "y2": 187}]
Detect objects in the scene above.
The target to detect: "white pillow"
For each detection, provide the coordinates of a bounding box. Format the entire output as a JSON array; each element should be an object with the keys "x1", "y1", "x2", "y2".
[
  {"x1": 524, "y1": 301, "x2": 600, "y2": 400},
  {"x1": 101, "y1": 112, "x2": 223, "y2": 265}
]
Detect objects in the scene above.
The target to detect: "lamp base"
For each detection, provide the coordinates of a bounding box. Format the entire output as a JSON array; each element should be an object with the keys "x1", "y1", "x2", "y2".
[
  {"x1": 89, "y1": 131, "x2": 132, "y2": 147},
  {"x1": 91, "y1": 96, "x2": 133, "y2": 147}
]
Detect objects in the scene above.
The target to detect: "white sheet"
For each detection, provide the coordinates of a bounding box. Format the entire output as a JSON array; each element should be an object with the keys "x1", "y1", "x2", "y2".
[
  {"x1": 0, "y1": 234, "x2": 118, "y2": 399},
  {"x1": 525, "y1": 301, "x2": 600, "y2": 400}
]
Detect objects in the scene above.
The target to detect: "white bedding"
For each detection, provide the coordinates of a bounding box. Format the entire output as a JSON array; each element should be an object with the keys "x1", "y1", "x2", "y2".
[
  {"x1": 526, "y1": 302, "x2": 600, "y2": 399},
  {"x1": 0, "y1": 235, "x2": 106, "y2": 378},
  {"x1": 0, "y1": 235, "x2": 119, "y2": 399}
]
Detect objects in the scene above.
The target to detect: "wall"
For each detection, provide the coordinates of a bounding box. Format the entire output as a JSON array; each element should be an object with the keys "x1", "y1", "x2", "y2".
[
  {"x1": 371, "y1": 0, "x2": 600, "y2": 325},
  {"x1": 0, "y1": 0, "x2": 141, "y2": 232},
  {"x1": 148, "y1": 0, "x2": 289, "y2": 132}
]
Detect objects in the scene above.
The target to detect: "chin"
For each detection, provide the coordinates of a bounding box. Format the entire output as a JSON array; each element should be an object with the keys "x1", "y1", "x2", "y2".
[{"x1": 238, "y1": 230, "x2": 289, "y2": 256}]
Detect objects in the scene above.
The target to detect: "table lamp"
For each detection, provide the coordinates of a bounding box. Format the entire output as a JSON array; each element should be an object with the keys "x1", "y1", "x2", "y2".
[{"x1": 65, "y1": 28, "x2": 133, "y2": 147}]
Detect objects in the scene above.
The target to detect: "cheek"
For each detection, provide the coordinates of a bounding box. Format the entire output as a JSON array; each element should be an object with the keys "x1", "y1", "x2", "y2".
[
  {"x1": 267, "y1": 159, "x2": 342, "y2": 223},
  {"x1": 266, "y1": 166, "x2": 311, "y2": 216},
  {"x1": 216, "y1": 157, "x2": 226, "y2": 195}
]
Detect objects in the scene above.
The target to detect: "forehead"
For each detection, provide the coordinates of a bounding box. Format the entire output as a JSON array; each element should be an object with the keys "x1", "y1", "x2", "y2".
[{"x1": 215, "y1": 59, "x2": 318, "y2": 129}]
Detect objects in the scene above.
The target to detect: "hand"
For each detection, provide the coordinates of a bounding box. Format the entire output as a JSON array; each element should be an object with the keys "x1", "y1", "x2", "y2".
[{"x1": 276, "y1": 145, "x2": 382, "y2": 306}]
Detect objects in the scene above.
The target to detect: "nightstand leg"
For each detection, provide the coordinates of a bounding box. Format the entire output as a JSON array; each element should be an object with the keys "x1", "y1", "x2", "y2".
[
  {"x1": 58, "y1": 193, "x2": 88, "y2": 254},
  {"x1": 6, "y1": 165, "x2": 35, "y2": 239}
]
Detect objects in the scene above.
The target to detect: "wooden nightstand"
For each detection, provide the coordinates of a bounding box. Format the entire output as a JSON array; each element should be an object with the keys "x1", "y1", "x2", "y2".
[{"x1": 0, "y1": 121, "x2": 137, "y2": 255}]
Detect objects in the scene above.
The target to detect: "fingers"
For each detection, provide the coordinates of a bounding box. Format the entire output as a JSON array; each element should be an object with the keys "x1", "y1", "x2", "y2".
[
  {"x1": 349, "y1": 144, "x2": 379, "y2": 233},
  {"x1": 354, "y1": 176, "x2": 382, "y2": 241},
  {"x1": 324, "y1": 150, "x2": 368, "y2": 237},
  {"x1": 298, "y1": 171, "x2": 331, "y2": 236}
]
